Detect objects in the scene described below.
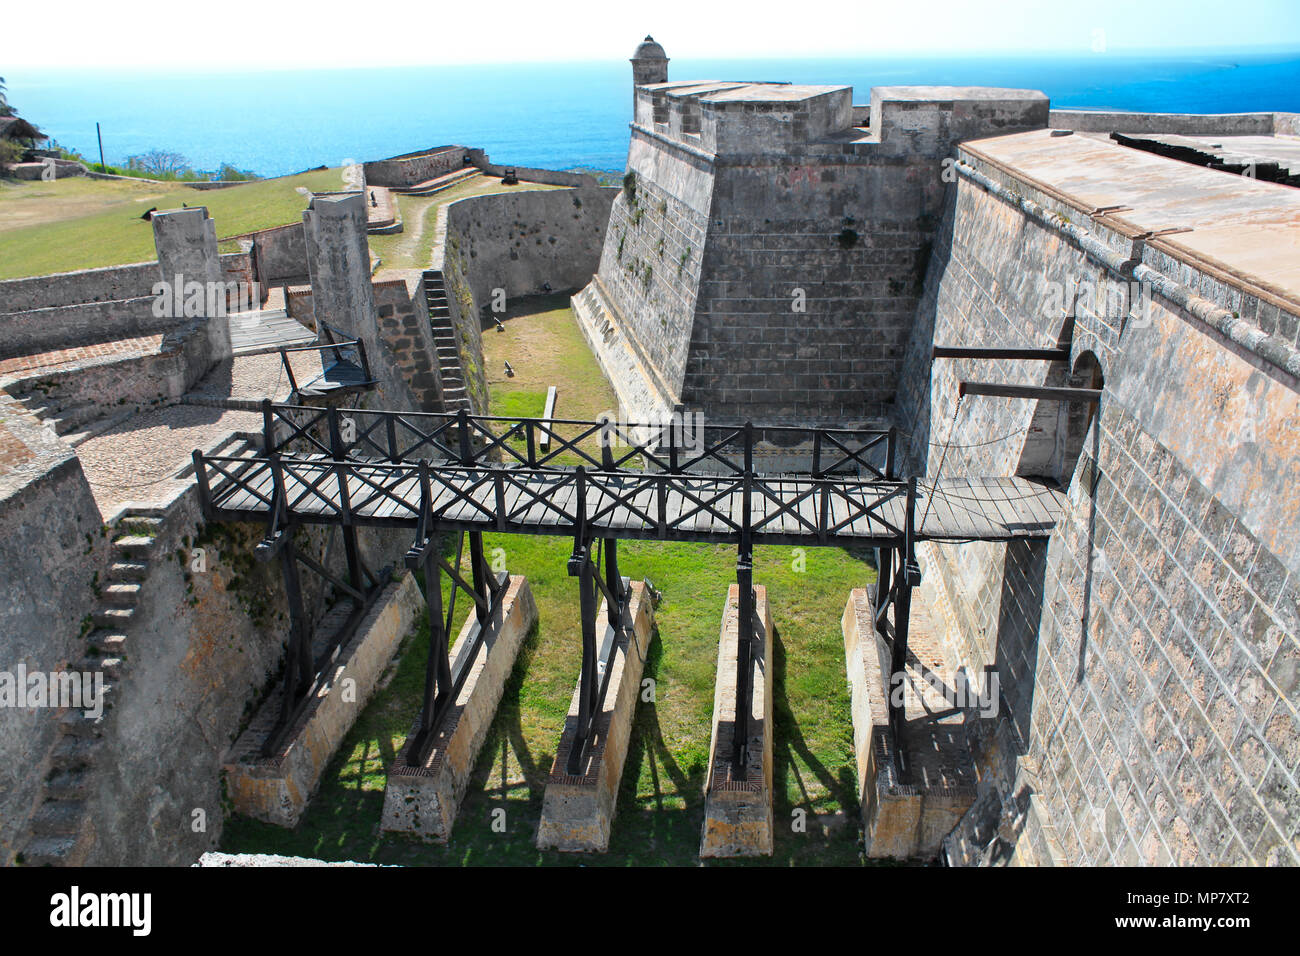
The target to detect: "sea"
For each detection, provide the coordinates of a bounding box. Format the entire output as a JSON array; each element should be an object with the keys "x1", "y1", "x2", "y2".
[{"x1": 7, "y1": 50, "x2": 1300, "y2": 179}]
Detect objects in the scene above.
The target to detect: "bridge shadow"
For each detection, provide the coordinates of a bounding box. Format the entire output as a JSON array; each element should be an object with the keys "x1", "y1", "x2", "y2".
[
  {"x1": 771, "y1": 623, "x2": 859, "y2": 823},
  {"x1": 617, "y1": 626, "x2": 703, "y2": 808}
]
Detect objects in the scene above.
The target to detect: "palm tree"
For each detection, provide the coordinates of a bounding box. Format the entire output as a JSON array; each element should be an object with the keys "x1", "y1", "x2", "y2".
[{"x1": 0, "y1": 77, "x2": 15, "y2": 117}]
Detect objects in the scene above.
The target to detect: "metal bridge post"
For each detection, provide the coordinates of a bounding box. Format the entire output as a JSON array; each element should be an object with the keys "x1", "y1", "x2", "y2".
[
  {"x1": 456, "y1": 407, "x2": 473, "y2": 464},
  {"x1": 732, "y1": 421, "x2": 756, "y2": 777},
  {"x1": 886, "y1": 477, "x2": 921, "y2": 782},
  {"x1": 469, "y1": 532, "x2": 490, "y2": 627},
  {"x1": 604, "y1": 539, "x2": 623, "y2": 629},
  {"x1": 568, "y1": 537, "x2": 598, "y2": 776},
  {"x1": 411, "y1": 533, "x2": 453, "y2": 764},
  {"x1": 329, "y1": 406, "x2": 365, "y2": 595},
  {"x1": 267, "y1": 530, "x2": 310, "y2": 756},
  {"x1": 261, "y1": 398, "x2": 275, "y2": 455},
  {"x1": 875, "y1": 547, "x2": 892, "y2": 630}
]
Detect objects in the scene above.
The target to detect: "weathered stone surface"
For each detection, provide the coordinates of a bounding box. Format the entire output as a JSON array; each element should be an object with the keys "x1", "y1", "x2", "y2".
[
  {"x1": 380, "y1": 576, "x2": 537, "y2": 842},
  {"x1": 700, "y1": 584, "x2": 774, "y2": 858},
  {"x1": 580, "y1": 83, "x2": 1048, "y2": 425},
  {"x1": 894, "y1": 140, "x2": 1300, "y2": 865},
  {"x1": 842, "y1": 587, "x2": 978, "y2": 860},
  {"x1": 224, "y1": 573, "x2": 424, "y2": 827},
  {"x1": 537, "y1": 581, "x2": 655, "y2": 852}
]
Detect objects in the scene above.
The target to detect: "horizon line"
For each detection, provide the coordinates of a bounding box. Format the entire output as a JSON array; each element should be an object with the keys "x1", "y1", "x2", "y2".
[{"x1": 7, "y1": 43, "x2": 1300, "y2": 75}]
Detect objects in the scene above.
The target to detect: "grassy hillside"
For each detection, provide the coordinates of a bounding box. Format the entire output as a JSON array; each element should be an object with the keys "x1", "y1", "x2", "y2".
[{"x1": 0, "y1": 167, "x2": 345, "y2": 279}]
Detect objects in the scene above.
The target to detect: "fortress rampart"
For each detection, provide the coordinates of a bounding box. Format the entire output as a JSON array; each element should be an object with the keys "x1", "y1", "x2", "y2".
[
  {"x1": 893, "y1": 131, "x2": 1300, "y2": 864},
  {"x1": 576, "y1": 83, "x2": 1047, "y2": 425}
]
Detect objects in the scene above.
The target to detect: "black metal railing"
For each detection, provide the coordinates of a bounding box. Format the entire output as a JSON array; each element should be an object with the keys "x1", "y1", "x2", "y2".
[{"x1": 257, "y1": 402, "x2": 898, "y2": 479}]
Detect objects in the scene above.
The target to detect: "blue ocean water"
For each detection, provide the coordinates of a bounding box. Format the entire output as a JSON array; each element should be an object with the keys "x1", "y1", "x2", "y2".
[{"x1": 7, "y1": 51, "x2": 1300, "y2": 178}]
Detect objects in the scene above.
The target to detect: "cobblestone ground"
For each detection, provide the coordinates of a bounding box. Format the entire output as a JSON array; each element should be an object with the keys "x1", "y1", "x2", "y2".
[
  {"x1": 0, "y1": 334, "x2": 162, "y2": 376},
  {"x1": 76, "y1": 351, "x2": 323, "y2": 514},
  {"x1": 185, "y1": 351, "x2": 323, "y2": 405},
  {"x1": 76, "y1": 404, "x2": 262, "y2": 513}
]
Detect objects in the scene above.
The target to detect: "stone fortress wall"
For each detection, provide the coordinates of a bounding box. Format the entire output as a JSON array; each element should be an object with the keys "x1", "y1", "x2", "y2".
[
  {"x1": 0, "y1": 148, "x2": 616, "y2": 865},
  {"x1": 3, "y1": 34, "x2": 1297, "y2": 866},
  {"x1": 434, "y1": 184, "x2": 617, "y2": 413},
  {"x1": 585, "y1": 38, "x2": 1300, "y2": 866},
  {"x1": 577, "y1": 82, "x2": 1048, "y2": 425},
  {"x1": 894, "y1": 136, "x2": 1300, "y2": 865}
]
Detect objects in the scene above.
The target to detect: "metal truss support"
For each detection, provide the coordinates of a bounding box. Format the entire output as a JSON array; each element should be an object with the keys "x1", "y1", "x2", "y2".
[
  {"x1": 404, "y1": 460, "x2": 506, "y2": 766},
  {"x1": 873, "y1": 477, "x2": 922, "y2": 783},
  {"x1": 732, "y1": 422, "x2": 756, "y2": 777},
  {"x1": 253, "y1": 448, "x2": 390, "y2": 758},
  {"x1": 564, "y1": 467, "x2": 632, "y2": 775}
]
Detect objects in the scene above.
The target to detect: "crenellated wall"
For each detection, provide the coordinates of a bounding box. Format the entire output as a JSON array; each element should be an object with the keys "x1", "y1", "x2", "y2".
[{"x1": 579, "y1": 83, "x2": 1049, "y2": 426}]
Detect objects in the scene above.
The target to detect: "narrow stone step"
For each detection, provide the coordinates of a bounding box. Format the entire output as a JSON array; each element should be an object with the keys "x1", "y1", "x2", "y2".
[
  {"x1": 102, "y1": 583, "x2": 141, "y2": 606},
  {"x1": 109, "y1": 560, "x2": 149, "y2": 582},
  {"x1": 92, "y1": 607, "x2": 134, "y2": 629},
  {"x1": 29, "y1": 800, "x2": 86, "y2": 837},
  {"x1": 46, "y1": 401, "x2": 104, "y2": 435},
  {"x1": 19, "y1": 835, "x2": 80, "y2": 866},
  {"x1": 45, "y1": 768, "x2": 92, "y2": 801},
  {"x1": 50, "y1": 737, "x2": 98, "y2": 770},
  {"x1": 92, "y1": 632, "x2": 128, "y2": 656},
  {"x1": 111, "y1": 535, "x2": 157, "y2": 559}
]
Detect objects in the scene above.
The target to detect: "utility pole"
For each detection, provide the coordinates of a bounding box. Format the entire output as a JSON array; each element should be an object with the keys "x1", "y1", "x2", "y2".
[{"x1": 96, "y1": 122, "x2": 105, "y2": 172}]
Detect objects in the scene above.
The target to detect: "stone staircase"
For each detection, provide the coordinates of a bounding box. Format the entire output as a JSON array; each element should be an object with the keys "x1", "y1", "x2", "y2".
[
  {"x1": 422, "y1": 270, "x2": 471, "y2": 412},
  {"x1": 10, "y1": 383, "x2": 119, "y2": 445},
  {"x1": 19, "y1": 510, "x2": 164, "y2": 866}
]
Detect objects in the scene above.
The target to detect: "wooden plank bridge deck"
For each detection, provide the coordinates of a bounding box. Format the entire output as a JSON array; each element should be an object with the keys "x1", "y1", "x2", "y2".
[{"x1": 198, "y1": 452, "x2": 1067, "y2": 546}]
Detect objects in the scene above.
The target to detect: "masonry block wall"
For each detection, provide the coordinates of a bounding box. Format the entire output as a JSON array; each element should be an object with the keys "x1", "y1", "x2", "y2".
[
  {"x1": 0, "y1": 262, "x2": 159, "y2": 313},
  {"x1": 582, "y1": 84, "x2": 1048, "y2": 425},
  {"x1": 363, "y1": 146, "x2": 467, "y2": 188},
  {"x1": 445, "y1": 185, "x2": 616, "y2": 305},
  {"x1": 437, "y1": 186, "x2": 616, "y2": 414},
  {"x1": 78, "y1": 488, "x2": 408, "y2": 865},
  {"x1": 896, "y1": 143, "x2": 1300, "y2": 865},
  {"x1": 0, "y1": 398, "x2": 108, "y2": 863},
  {"x1": 373, "y1": 274, "x2": 444, "y2": 412}
]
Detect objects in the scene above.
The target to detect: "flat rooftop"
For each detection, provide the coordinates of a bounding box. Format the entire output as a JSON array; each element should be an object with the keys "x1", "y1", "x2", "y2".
[
  {"x1": 1115, "y1": 132, "x2": 1300, "y2": 179},
  {"x1": 641, "y1": 80, "x2": 846, "y2": 104},
  {"x1": 964, "y1": 128, "x2": 1300, "y2": 303},
  {"x1": 873, "y1": 85, "x2": 1048, "y2": 103},
  {"x1": 701, "y1": 83, "x2": 850, "y2": 103}
]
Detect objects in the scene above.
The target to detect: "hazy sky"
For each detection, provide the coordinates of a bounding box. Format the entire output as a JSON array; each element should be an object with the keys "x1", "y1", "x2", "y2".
[{"x1": 8, "y1": 0, "x2": 1300, "y2": 70}]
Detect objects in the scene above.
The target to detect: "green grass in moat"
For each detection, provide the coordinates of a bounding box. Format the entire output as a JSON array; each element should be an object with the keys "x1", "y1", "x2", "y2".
[{"x1": 218, "y1": 296, "x2": 876, "y2": 865}]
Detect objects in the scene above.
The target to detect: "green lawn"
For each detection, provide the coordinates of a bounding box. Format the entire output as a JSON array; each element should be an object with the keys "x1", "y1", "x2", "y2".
[
  {"x1": 219, "y1": 297, "x2": 876, "y2": 865},
  {"x1": 0, "y1": 167, "x2": 346, "y2": 279}
]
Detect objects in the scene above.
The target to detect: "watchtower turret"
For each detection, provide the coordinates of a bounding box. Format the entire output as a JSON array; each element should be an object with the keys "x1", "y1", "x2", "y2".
[{"x1": 631, "y1": 35, "x2": 668, "y2": 106}]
